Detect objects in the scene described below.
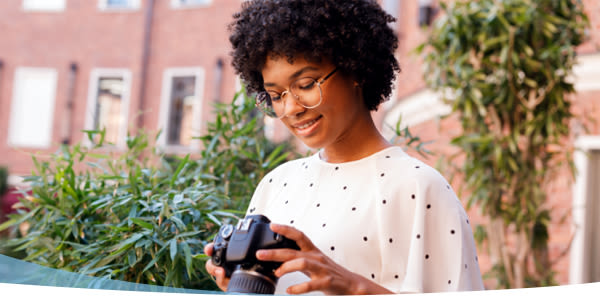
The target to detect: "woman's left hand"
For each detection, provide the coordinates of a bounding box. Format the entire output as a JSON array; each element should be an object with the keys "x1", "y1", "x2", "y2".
[{"x1": 255, "y1": 223, "x2": 393, "y2": 295}]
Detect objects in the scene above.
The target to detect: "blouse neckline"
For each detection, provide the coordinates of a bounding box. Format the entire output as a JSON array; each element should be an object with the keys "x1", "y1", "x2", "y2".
[{"x1": 312, "y1": 146, "x2": 402, "y2": 167}]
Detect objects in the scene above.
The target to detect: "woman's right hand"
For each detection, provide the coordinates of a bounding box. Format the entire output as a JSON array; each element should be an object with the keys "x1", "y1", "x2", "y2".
[{"x1": 204, "y1": 242, "x2": 230, "y2": 291}]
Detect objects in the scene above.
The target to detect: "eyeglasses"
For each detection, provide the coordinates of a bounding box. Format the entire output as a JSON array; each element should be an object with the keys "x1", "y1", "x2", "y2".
[{"x1": 255, "y1": 68, "x2": 338, "y2": 118}]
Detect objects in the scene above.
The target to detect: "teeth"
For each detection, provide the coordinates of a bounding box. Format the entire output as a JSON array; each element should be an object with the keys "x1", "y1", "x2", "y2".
[{"x1": 297, "y1": 119, "x2": 317, "y2": 129}]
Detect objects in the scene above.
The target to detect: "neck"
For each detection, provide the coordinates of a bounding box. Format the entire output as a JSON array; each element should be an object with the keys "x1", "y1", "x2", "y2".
[{"x1": 319, "y1": 112, "x2": 391, "y2": 163}]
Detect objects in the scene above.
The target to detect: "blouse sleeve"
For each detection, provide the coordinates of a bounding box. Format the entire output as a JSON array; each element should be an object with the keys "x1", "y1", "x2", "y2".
[{"x1": 376, "y1": 162, "x2": 484, "y2": 293}]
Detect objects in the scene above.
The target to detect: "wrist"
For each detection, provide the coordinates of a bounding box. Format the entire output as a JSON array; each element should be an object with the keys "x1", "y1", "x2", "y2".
[{"x1": 349, "y1": 273, "x2": 394, "y2": 295}]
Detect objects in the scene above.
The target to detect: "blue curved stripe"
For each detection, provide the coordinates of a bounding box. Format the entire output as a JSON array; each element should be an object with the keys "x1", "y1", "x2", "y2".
[{"x1": 0, "y1": 254, "x2": 221, "y2": 294}]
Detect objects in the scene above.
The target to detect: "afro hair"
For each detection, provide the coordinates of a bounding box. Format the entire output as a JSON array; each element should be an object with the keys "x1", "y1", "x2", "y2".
[{"x1": 229, "y1": 0, "x2": 400, "y2": 111}]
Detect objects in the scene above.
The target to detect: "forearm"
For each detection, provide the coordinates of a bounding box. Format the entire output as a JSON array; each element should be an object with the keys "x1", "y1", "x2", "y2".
[{"x1": 350, "y1": 273, "x2": 395, "y2": 295}]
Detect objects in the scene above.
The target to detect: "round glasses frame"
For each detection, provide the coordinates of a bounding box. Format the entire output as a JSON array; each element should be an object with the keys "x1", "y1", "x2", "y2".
[{"x1": 255, "y1": 68, "x2": 338, "y2": 118}]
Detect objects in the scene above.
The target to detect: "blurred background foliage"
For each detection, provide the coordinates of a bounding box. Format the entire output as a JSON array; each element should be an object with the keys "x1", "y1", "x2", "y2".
[{"x1": 419, "y1": 0, "x2": 588, "y2": 289}]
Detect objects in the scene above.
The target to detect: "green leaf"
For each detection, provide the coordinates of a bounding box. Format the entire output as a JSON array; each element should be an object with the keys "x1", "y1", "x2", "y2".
[
  {"x1": 170, "y1": 239, "x2": 178, "y2": 261},
  {"x1": 131, "y1": 218, "x2": 154, "y2": 230}
]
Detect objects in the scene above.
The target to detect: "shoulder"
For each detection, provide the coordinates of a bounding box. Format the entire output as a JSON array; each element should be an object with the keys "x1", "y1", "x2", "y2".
[{"x1": 373, "y1": 147, "x2": 449, "y2": 188}]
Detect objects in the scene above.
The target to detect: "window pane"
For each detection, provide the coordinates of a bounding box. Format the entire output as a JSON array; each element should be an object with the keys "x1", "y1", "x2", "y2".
[
  {"x1": 23, "y1": 0, "x2": 66, "y2": 11},
  {"x1": 8, "y1": 68, "x2": 57, "y2": 148},
  {"x1": 167, "y1": 76, "x2": 196, "y2": 146},
  {"x1": 172, "y1": 0, "x2": 211, "y2": 7},
  {"x1": 94, "y1": 77, "x2": 123, "y2": 145}
]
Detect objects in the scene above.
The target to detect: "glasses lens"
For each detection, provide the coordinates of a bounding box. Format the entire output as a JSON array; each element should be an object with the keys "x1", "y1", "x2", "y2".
[
  {"x1": 255, "y1": 92, "x2": 278, "y2": 118},
  {"x1": 291, "y1": 78, "x2": 321, "y2": 108}
]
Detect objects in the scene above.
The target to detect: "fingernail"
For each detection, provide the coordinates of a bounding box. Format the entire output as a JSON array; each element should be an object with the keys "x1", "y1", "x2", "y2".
[{"x1": 256, "y1": 250, "x2": 266, "y2": 258}]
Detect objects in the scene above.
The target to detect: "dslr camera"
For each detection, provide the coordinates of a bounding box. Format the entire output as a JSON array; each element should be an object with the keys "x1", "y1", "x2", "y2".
[{"x1": 211, "y1": 214, "x2": 299, "y2": 294}]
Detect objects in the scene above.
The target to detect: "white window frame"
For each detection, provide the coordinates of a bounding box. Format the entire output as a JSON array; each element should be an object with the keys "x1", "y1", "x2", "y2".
[
  {"x1": 8, "y1": 67, "x2": 58, "y2": 149},
  {"x1": 158, "y1": 67, "x2": 206, "y2": 153},
  {"x1": 170, "y1": 0, "x2": 212, "y2": 9},
  {"x1": 98, "y1": 0, "x2": 141, "y2": 11},
  {"x1": 22, "y1": 0, "x2": 66, "y2": 12},
  {"x1": 84, "y1": 68, "x2": 132, "y2": 149},
  {"x1": 570, "y1": 136, "x2": 600, "y2": 284},
  {"x1": 569, "y1": 53, "x2": 600, "y2": 284}
]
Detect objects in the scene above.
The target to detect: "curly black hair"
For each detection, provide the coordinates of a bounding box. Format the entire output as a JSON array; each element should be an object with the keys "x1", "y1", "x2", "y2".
[{"x1": 229, "y1": 0, "x2": 400, "y2": 111}]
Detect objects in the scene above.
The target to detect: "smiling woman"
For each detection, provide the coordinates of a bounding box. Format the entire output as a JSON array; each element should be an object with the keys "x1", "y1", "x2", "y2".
[{"x1": 204, "y1": 0, "x2": 485, "y2": 295}]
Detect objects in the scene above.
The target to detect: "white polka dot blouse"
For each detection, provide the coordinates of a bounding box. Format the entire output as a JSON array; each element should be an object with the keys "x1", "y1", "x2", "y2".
[{"x1": 246, "y1": 146, "x2": 484, "y2": 295}]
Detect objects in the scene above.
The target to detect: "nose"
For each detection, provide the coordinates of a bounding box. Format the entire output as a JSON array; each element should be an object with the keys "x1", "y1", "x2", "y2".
[{"x1": 279, "y1": 92, "x2": 305, "y2": 118}]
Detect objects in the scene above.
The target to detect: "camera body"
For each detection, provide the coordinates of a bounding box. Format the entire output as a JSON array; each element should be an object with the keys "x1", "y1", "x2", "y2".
[{"x1": 211, "y1": 214, "x2": 299, "y2": 294}]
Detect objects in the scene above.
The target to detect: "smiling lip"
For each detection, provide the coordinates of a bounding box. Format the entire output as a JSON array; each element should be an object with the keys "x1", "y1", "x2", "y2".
[{"x1": 292, "y1": 115, "x2": 322, "y2": 135}]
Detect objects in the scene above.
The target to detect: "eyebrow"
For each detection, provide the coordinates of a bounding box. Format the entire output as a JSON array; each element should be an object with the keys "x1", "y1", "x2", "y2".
[{"x1": 263, "y1": 66, "x2": 320, "y2": 88}]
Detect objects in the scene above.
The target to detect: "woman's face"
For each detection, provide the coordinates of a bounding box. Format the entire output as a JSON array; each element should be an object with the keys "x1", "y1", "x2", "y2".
[{"x1": 261, "y1": 55, "x2": 370, "y2": 150}]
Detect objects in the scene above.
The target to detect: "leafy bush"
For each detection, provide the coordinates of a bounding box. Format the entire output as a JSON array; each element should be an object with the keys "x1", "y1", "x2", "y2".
[{"x1": 0, "y1": 89, "x2": 295, "y2": 290}]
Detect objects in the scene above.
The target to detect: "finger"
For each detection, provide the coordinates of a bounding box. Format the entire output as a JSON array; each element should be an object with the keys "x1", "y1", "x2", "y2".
[
  {"x1": 286, "y1": 276, "x2": 333, "y2": 295},
  {"x1": 256, "y1": 248, "x2": 299, "y2": 262},
  {"x1": 274, "y1": 256, "x2": 326, "y2": 278},
  {"x1": 203, "y1": 242, "x2": 214, "y2": 256},
  {"x1": 270, "y1": 223, "x2": 317, "y2": 250},
  {"x1": 205, "y1": 260, "x2": 229, "y2": 291},
  {"x1": 214, "y1": 267, "x2": 229, "y2": 291}
]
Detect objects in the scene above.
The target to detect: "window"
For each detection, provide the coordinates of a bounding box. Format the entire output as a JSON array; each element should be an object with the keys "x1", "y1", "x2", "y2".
[
  {"x1": 23, "y1": 0, "x2": 66, "y2": 11},
  {"x1": 98, "y1": 0, "x2": 141, "y2": 11},
  {"x1": 8, "y1": 68, "x2": 58, "y2": 148},
  {"x1": 84, "y1": 69, "x2": 132, "y2": 147},
  {"x1": 159, "y1": 68, "x2": 205, "y2": 151},
  {"x1": 170, "y1": 0, "x2": 212, "y2": 9}
]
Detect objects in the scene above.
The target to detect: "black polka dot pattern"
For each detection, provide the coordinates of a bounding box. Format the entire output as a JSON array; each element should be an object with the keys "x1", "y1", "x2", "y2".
[{"x1": 250, "y1": 148, "x2": 481, "y2": 291}]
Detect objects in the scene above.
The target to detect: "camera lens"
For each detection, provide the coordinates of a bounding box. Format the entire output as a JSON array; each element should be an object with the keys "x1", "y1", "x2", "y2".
[{"x1": 227, "y1": 269, "x2": 277, "y2": 294}]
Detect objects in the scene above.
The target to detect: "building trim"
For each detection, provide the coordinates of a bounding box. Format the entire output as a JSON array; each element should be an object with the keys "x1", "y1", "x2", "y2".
[
  {"x1": 169, "y1": 0, "x2": 212, "y2": 9},
  {"x1": 570, "y1": 135, "x2": 600, "y2": 284},
  {"x1": 158, "y1": 67, "x2": 206, "y2": 153},
  {"x1": 83, "y1": 68, "x2": 133, "y2": 149},
  {"x1": 382, "y1": 89, "x2": 450, "y2": 139},
  {"x1": 97, "y1": 0, "x2": 141, "y2": 11},
  {"x1": 573, "y1": 52, "x2": 600, "y2": 92}
]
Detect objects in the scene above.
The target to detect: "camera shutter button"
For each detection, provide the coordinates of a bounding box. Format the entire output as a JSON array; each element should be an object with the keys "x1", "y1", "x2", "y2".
[{"x1": 221, "y1": 224, "x2": 234, "y2": 239}]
